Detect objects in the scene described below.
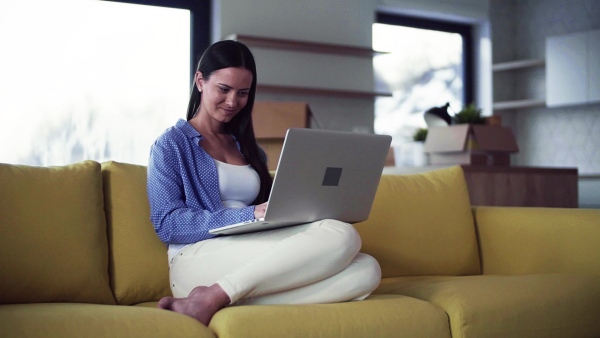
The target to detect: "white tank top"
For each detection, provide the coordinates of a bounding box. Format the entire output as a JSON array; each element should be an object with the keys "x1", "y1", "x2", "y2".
[
  {"x1": 168, "y1": 160, "x2": 261, "y2": 262},
  {"x1": 214, "y1": 159, "x2": 260, "y2": 208}
]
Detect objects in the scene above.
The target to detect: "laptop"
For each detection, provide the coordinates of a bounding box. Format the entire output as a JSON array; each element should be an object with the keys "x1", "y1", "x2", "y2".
[{"x1": 209, "y1": 128, "x2": 392, "y2": 235}]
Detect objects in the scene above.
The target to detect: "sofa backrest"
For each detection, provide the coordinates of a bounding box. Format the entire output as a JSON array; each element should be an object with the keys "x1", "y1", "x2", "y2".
[
  {"x1": 101, "y1": 161, "x2": 172, "y2": 305},
  {"x1": 0, "y1": 161, "x2": 116, "y2": 305},
  {"x1": 354, "y1": 166, "x2": 481, "y2": 278},
  {"x1": 473, "y1": 206, "x2": 600, "y2": 276}
]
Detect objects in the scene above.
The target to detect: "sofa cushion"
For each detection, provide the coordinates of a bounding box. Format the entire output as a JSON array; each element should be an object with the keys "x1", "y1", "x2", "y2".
[
  {"x1": 101, "y1": 161, "x2": 171, "y2": 305},
  {"x1": 376, "y1": 274, "x2": 600, "y2": 338},
  {"x1": 355, "y1": 166, "x2": 480, "y2": 277},
  {"x1": 208, "y1": 294, "x2": 451, "y2": 338},
  {"x1": 0, "y1": 303, "x2": 214, "y2": 338},
  {"x1": 0, "y1": 161, "x2": 115, "y2": 305},
  {"x1": 473, "y1": 206, "x2": 600, "y2": 275}
]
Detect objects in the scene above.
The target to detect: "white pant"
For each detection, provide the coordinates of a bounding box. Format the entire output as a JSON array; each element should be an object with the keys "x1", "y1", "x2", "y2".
[{"x1": 169, "y1": 219, "x2": 381, "y2": 305}]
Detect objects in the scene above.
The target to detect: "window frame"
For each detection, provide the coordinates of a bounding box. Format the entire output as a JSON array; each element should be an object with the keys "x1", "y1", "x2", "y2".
[{"x1": 375, "y1": 12, "x2": 474, "y2": 106}]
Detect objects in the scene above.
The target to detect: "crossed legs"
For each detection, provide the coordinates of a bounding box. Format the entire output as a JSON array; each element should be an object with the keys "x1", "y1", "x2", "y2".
[{"x1": 158, "y1": 220, "x2": 381, "y2": 324}]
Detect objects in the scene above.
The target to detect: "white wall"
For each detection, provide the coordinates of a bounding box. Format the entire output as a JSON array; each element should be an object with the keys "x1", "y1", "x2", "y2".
[
  {"x1": 217, "y1": 0, "x2": 374, "y2": 46},
  {"x1": 213, "y1": 0, "x2": 378, "y2": 131},
  {"x1": 215, "y1": 0, "x2": 377, "y2": 94},
  {"x1": 216, "y1": 0, "x2": 376, "y2": 93},
  {"x1": 212, "y1": 0, "x2": 491, "y2": 132}
]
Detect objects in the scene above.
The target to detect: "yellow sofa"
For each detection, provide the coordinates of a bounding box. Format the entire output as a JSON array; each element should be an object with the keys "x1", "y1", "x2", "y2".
[{"x1": 1, "y1": 160, "x2": 599, "y2": 338}]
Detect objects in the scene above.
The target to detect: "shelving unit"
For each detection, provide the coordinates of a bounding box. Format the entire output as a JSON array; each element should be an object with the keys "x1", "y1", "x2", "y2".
[
  {"x1": 227, "y1": 34, "x2": 384, "y2": 58},
  {"x1": 546, "y1": 29, "x2": 600, "y2": 106},
  {"x1": 492, "y1": 59, "x2": 545, "y2": 72},
  {"x1": 227, "y1": 34, "x2": 392, "y2": 98},
  {"x1": 492, "y1": 58, "x2": 546, "y2": 111},
  {"x1": 492, "y1": 99, "x2": 546, "y2": 110},
  {"x1": 257, "y1": 84, "x2": 392, "y2": 98}
]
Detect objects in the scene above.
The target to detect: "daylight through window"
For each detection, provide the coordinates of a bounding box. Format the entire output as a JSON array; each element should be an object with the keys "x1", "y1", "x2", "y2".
[
  {"x1": 0, "y1": 0, "x2": 190, "y2": 166},
  {"x1": 373, "y1": 20, "x2": 467, "y2": 166}
]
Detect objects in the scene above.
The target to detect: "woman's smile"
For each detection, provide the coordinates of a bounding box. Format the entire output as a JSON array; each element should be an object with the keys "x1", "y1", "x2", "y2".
[
  {"x1": 220, "y1": 106, "x2": 237, "y2": 115},
  {"x1": 195, "y1": 67, "x2": 253, "y2": 125}
]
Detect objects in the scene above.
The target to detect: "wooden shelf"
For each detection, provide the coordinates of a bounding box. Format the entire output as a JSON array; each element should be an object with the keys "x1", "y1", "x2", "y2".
[
  {"x1": 461, "y1": 165, "x2": 578, "y2": 208},
  {"x1": 493, "y1": 59, "x2": 545, "y2": 72},
  {"x1": 230, "y1": 34, "x2": 390, "y2": 98},
  {"x1": 257, "y1": 84, "x2": 392, "y2": 98},
  {"x1": 227, "y1": 34, "x2": 384, "y2": 58},
  {"x1": 493, "y1": 99, "x2": 546, "y2": 110}
]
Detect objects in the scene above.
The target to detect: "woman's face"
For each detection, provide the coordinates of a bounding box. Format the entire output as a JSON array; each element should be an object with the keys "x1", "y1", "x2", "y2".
[{"x1": 196, "y1": 67, "x2": 253, "y2": 124}]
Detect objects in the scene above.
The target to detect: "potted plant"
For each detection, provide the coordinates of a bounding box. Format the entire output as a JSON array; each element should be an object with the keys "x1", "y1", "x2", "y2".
[
  {"x1": 413, "y1": 128, "x2": 428, "y2": 142},
  {"x1": 454, "y1": 103, "x2": 486, "y2": 124},
  {"x1": 409, "y1": 128, "x2": 429, "y2": 166}
]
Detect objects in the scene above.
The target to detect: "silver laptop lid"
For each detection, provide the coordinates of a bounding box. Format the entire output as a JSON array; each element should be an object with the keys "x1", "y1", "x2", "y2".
[{"x1": 263, "y1": 128, "x2": 392, "y2": 224}]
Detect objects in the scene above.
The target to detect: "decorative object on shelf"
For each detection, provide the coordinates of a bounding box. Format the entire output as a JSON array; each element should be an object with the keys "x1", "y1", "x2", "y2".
[
  {"x1": 422, "y1": 103, "x2": 519, "y2": 166},
  {"x1": 424, "y1": 103, "x2": 452, "y2": 127},
  {"x1": 424, "y1": 102, "x2": 486, "y2": 127}
]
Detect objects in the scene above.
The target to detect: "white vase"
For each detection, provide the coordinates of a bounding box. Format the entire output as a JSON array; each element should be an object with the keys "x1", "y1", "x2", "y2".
[
  {"x1": 393, "y1": 142, "x2": 429, "y2": 167},
  {"x1": 411, "y1": 142, "x2": 428, "y2": 167}
]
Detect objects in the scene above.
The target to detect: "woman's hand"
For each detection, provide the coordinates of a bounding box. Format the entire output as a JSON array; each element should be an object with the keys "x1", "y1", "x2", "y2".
[{"x1": 254, "y1": 202, "x2": 268, "y2": 219}]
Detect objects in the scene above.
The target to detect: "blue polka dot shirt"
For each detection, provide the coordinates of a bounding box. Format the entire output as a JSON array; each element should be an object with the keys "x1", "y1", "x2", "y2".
[{"x1": 147, "y1": 119, "x2": 257, "y2": 245}]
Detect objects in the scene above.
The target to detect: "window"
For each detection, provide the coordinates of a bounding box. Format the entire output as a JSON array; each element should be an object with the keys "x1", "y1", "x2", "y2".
[
  {"x1": 373, "y1": 13, "x2": 473, "y2": 157},
  {"x1": 0, "y1": 0, "x2": 209, "y2": 166}
]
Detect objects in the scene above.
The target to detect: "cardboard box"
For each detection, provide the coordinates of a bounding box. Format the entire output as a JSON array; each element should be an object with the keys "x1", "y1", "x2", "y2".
[
  {"x1": 252, "y1": 102, "x2": 310, "y2": 170},
  {"x1": 424, "y1": 124, "x2": 519, "y2": 165},
  {"x1": 253, "y1": 102, "x2": 310, "y2": 138}
]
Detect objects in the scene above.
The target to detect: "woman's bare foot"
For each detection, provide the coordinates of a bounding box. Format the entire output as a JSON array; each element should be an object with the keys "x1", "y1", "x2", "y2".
[{"x1": 157, "y1": 284, "x2": 231, "y2": 325}]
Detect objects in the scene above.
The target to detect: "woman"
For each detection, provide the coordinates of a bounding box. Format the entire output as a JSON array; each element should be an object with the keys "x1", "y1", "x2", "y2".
[{"x1": 147, "y1": 40, "x2": 381, "y2": 325}]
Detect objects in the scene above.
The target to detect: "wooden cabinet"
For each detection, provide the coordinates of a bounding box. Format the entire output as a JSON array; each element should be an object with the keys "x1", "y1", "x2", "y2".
[
  {"x1": 546, "y1": 29, "x2": 600, "y2": 107},
  {"x1": 460, "y1": 165, "x2": 578, "y2": 208}
]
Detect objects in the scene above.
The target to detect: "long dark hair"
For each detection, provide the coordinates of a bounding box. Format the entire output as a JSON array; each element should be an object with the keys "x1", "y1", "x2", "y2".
[{"x1": 187, "y1": 40, "x2": 272, "y2": 204}]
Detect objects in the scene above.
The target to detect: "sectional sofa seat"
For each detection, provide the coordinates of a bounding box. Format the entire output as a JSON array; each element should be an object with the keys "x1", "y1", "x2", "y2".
[{"x1": 1, "y1": 160, "x2": 598, "y2": 337}]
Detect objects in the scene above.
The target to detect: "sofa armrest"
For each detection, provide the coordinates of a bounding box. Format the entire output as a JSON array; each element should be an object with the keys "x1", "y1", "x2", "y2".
[{"x1": 473, "y1": 206, "x2": 600, "y2": 276}]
